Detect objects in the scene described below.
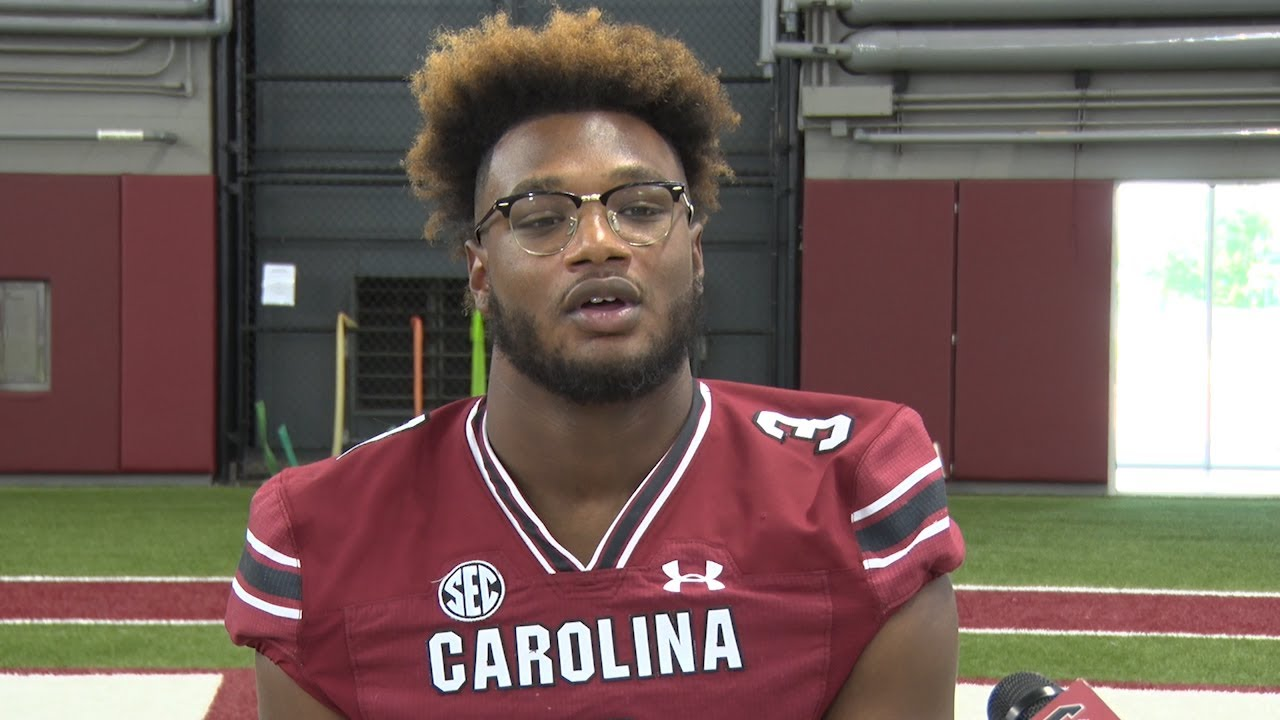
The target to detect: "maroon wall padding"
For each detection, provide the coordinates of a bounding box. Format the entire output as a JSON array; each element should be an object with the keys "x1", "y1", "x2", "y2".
[
  {"x1": 800, "y1": 180, "x2": 957, "y2": 463},
  {"x1": 0, "y1": 175, "x2": 121, "y2": 472},
  {"x1": 953, "y1": 180, "x2": 1113, "y2": 483},
  {"x1": 120, "y1": 175, "x2": 217, "y2": 472}
]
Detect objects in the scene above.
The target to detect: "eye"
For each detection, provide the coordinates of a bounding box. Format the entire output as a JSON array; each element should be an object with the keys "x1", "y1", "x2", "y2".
[
  {"x1": 614, "y1": 202, "x2": 668, "y2": 222},
  {"x1": 511, "y1": 210, "x2": 569, "y2": 236},
  {"x1": 508, "y1": 194, "x2": 575, "y2": 236}
]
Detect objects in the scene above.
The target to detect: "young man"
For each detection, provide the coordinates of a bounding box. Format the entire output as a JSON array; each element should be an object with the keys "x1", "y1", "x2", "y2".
[{"x1": 227, "y1": 9, "x2": 964, "y2": 719}]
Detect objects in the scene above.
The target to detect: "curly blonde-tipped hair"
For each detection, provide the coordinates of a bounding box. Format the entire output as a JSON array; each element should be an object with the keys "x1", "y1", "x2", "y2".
[{"x1": 404, "y1": 8, "x2": 741, "y2": 250}]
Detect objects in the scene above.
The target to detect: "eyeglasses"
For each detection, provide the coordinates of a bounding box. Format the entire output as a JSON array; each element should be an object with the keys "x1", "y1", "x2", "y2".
[{"x1": 473, "y1": 180, "x2": 695, "y2": 256}]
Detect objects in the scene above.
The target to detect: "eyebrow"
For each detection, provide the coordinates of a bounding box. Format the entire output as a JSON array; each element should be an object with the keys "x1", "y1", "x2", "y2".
[{"x1": 505, "y1": 165, "x2": 674, "y2": 196}]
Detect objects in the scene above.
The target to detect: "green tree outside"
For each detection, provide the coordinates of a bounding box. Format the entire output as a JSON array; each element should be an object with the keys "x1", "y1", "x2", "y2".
[{"x1": 1160, "y1": 209, "x2": 1280, "y2": 308}]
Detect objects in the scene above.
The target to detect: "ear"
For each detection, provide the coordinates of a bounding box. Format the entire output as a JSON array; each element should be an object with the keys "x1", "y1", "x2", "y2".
[
  {"x1": 465, "y1": 239, "x2": 490, "y2": 314},
  {"x1": 689, "y1": 220, "x2": 705, "y2": 289}
]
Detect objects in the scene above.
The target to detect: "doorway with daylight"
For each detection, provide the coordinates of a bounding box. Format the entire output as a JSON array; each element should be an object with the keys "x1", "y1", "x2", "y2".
[{"x1": 1113, "y1": 181, "x2": 1280, "y2": 496}]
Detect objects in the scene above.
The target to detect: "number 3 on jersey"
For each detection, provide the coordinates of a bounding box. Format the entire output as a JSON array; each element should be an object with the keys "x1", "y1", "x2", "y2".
[{"x1": 752, "y1": 411, "x2": 853, "y2": 454}]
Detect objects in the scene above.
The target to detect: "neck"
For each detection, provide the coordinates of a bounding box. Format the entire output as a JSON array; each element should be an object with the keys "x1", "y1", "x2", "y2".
[{"x1": 481, "y1": 353, "x2": 695, "y2": 502}]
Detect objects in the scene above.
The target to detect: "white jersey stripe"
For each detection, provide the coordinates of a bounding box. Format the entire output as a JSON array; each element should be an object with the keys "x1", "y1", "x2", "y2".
[
  {"x1": 583, "y1": 385, "x2": 708, "y2": 569},
  {"x1": 245, "y1": 529, "x2": 300, "y2": 569},
  {"x1": 480, "y1": 413, "x2": 588, "y2": 572},
  {"x1": 616, "y1": 382, "x2": 714, "y2": 569},
  {"x1": 583, "y1": 453, "x2": 665, "y2": 570},
  {"x1": 230, "y1": 577, "x2": 301, "y2": 620},
  {"x1": 468, "y1": 383, "x2": 712, "y2": 574},
  {"x1": 464, "y1": 401, "x2": 557, "y2": 575},
  {"x1": 337, "y1": 413, "x2": 427, "y2": 460},
  {"x1": 862, "y1": 516, "x2": 951, "y2": 570},
  {"x1": 850, "y1": 455, "x2": 942, "y2": 523}
]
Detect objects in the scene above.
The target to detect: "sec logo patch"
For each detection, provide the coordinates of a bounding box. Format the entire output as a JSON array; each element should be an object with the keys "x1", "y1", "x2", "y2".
[{"x1": 438, "y1": 560, "x2": 505, "y2": 622}]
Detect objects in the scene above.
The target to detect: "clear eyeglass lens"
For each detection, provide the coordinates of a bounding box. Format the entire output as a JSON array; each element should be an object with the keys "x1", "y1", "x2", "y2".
[{"x1": 507, "y1": 185, "x2": 677, "y2": 254}]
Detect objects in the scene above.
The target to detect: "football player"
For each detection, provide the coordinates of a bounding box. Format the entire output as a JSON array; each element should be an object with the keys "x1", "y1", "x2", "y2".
[{"x1": 228, "y1": 9, "x2": 964, "y2": 719}]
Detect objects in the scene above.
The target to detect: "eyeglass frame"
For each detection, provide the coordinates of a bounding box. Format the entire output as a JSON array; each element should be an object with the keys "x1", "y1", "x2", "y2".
[{"x1": 472, "y1": 180, "x2": 696, "y2": 256}]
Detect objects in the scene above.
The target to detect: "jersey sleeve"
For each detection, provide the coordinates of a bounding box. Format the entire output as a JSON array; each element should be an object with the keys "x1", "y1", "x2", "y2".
[
  {"x1": 224, "y1": 473, "x2": 307, "y2": 673},
  {"x1": 849, "y1": 404, "x2": 965, "y2": 614}
]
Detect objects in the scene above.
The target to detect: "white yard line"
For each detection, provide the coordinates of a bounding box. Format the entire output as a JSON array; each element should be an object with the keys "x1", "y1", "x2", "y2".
[
  {"x1": 0, "y1": 576, "x2": 232, "y2": 583},
  {"x1": 10, "y1": 620, "x2": 1274, "y2": 639},
  {"x1": 6, "y1": 577, "x2": 1276, "y2": 598},
  {"x1": 963, "y1": 627, "x2": 1280, "y2": 641},
  {"x1": 1, "y1": 674, "x2": 1275, "y2": 720},
  {"x1": 0, "y1": 618, "x2": 223, "y2": 626},
  {"x1": 956, "y1": 583, "x2": 1280, "y2": 599}
]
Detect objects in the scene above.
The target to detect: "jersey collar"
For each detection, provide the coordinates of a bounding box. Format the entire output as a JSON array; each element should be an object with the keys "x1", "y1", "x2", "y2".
[{"x1": 464, "y1": 381, "x2": 713, "y2": 573}]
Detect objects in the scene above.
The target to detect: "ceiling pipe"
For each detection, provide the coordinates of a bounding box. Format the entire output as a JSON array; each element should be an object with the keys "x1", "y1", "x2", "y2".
[
  {"x1": 833, "y1": 25, "x2": 1280, "y2": 72},
  {"x1": 795, "y1": 0, "x2": 1280, "y2": 23},
  {"x1": 775, "y1": 40, "x2": 853, "y2": 61},
  {"x1": 856, "y1": 118, "x2": 1280, "y2": 131},
  {"x1": 0, "y1": 36, "x2": 148, "y2": 53},
  {"x1": 851, "y1": 127, "x2": 1280, "y2": 144},
  {"x1": 0, "y1": 79, "x2": 189, "y2": 95},
  {"x1": 900, "y1": 87, "x2": 1280, "y2": 104},
  {"x1": 0, "y1": 0, "x2": 206, "y2": 15},
  {"x1": 0, "y1": 128, "x2": 178, "y2": 142},
  {"x1": 0, "y1": 0, "x2": 227, "y2": 36},
  {"x1": 758, "y1": 0, "x2": 778, "y2": 78},
  {"x1": 900, "y1": 98, "x2": 1280, "y2": 112}
]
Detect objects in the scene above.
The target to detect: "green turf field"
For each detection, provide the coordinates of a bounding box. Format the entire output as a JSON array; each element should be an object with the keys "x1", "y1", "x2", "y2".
[
  {"x1": 0, "y1": 486, "x2": 254, "y2": 576},
  {"x1": 960, "y1": 634, "x2": 1280, "y2": 688},
  {"x1": 0, "y1": 625, "x2": 251, "y2": 668},
  {"x1": 2, "y1": 486, "x2": 1277, "y2": 685},
  {"x1": 948, "y1": 495, "x2": 1280, "y2": 591}
]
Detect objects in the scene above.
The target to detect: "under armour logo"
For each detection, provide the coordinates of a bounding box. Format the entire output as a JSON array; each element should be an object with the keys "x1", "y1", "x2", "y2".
[{"x1": 662, "y1": 560, "x2": 726, "y2": 593}]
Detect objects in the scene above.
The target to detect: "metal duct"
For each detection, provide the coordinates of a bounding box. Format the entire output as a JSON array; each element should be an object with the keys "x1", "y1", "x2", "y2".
[
  {"x1": 0, "y1": 128, "x2": 178, "y2": 142},
  {"x1": 797, "y1": 0, "x2": 1280, "y2": 23},
  {"x1": 0, "y1": 0, "x2": 227, "y2": 36},
  {"x1": 833, "y1": 25, "x2": 1280, "y2": 72},
  {"x1": 851, "y1": 127, "x2": 1280, "y2": 144},
  {"x1": 759, "y1": 0, "x2": 778, "y2": 78},
  {"x1": 0, "y1": 36, "x2": 147, "y2": 53},
  {"x1": 0, "y1": 0, "x2": 206, "y2": 15},
  {"x1": 775, "y1": 40, "x2": 853, "y2": 62}
]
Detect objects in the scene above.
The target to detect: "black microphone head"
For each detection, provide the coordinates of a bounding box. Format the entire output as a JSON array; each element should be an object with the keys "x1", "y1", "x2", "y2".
[{"x1": 987, "y1": 671, "x2": 1064, "y2": 720}]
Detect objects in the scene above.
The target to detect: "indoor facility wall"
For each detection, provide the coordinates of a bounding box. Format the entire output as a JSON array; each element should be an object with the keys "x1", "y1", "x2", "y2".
[
  {"x1": 0, "y1": 173, "x2": 216, "y2": 473},
  {"x1": 0, "y1": 36, "x2": 213, "y2": 175},
  {"x1": 800, "y1": 179, "x2": 1113, "y2": 485}
]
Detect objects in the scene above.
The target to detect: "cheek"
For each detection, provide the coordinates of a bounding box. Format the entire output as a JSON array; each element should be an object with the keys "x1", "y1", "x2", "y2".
[
  {"x1": 656, "y1": 251, "x2": 699, "y2": 294},
  {"x1": 489, "y1": 262, "x2": 556, "y2": 315}
]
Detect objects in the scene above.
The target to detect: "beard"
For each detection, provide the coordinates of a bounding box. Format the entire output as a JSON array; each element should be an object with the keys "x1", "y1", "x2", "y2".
[{"x1": 485, "y1": 281, "x2": 703, "y2": 406}]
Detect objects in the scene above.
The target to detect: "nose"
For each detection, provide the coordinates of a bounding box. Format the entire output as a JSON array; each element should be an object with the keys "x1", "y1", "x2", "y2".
[{"x1": 564, "y1": 202, "x2": 631, "y2": 265}]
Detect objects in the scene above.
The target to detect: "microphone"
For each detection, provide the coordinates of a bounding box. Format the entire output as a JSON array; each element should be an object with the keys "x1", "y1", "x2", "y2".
[
  {"x1": 987, "y1": 671, "x2": 1122, "y2": 720},
  {"x1": 987, "y1": 672, "x2": 1062, "y2": 720}
]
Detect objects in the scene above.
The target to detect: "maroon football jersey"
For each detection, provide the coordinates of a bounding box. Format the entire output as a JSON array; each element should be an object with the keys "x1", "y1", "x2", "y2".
[{"x1": 226, "y1": 379, "x2": 964, "y2": 718}]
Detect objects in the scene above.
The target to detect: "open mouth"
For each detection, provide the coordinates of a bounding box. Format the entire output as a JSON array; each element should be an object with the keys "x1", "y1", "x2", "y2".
[
  {"x1": 569, "y1": 293, "x2": 640, "y2": 334},
  {"x1": 563, "y1": 278, "x2": 642, "y2": 333},
  {"x1": 582, "y1": 296, "x2": 628, "y2": 310}
]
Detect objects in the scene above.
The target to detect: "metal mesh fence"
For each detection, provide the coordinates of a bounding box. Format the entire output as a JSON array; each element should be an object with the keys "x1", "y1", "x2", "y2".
[
  {"x1": 352, "y1": 276, "x2": 474, "y2": 418},
  {"x1": 228, "y1": 0, "x2": 788, "y2": 478}
]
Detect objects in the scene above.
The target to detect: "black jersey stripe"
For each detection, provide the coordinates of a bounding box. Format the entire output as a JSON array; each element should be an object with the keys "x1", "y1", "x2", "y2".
[
  {"x1": 854, "y1": 478, "x2": 949, "y2": 554},
  {"x1": 237, "y1": 546, "x2": 302, "y2": 601},
  {"x1": 470, "y1": 405, "x2": 579, "y2": 573},
  {"x1": 595, "y1": 380, "x2": 706, "y2": 569}
]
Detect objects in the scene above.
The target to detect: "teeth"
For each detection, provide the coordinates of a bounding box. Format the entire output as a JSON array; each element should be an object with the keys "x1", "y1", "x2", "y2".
[{"x1": 588, "y1": 297, "x2": 617, "y2": 304}]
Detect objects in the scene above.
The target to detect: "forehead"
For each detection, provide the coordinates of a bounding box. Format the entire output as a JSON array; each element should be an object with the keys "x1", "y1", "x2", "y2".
[{"x1": 480, "y1": 111, "x2": 685, "y2": 200}]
